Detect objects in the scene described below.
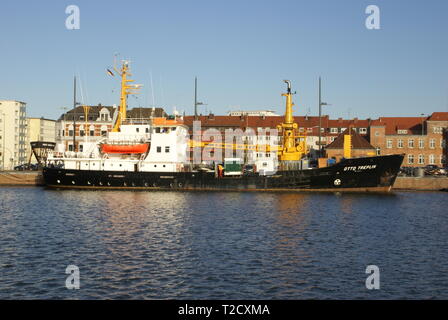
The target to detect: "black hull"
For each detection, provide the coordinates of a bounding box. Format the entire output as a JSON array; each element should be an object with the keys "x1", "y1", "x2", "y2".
[
  {"x1": 43, "y1": 155, "x2": 403, "y2": 192},
  {"x1": 43, "y1": 154, "x2": 404, "y2": 192}
]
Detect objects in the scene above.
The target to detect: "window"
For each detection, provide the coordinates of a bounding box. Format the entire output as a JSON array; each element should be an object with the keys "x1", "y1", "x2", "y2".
[
  {"x1": 398, "y1": 129, "x2": 408, "y2": 134},
  {"x1": 80, "y1": 130, "x2": 85, "y2": 137},
  {"x1": 429, "y1": 154, "x2": 435, "y2": 165},
  {"x1": 156, "y1": 146, "x2": 161, "y2": 153},
  {"x1": 419, "y1": 139, "x2": 424, "y2": 149},
  {"x1": 69, "y1": 130, "x2": 74, "y2": 137},
  {"x1": 429, "y1": 139, "x2": 435, "y2": 149},
  {"x1": 398, "y1": 139, "x2": 403, "y2": 148},
  {"x1": 68, "y1": 144, "x2": 74, "y2": 151},
  {"x1": 330, "y1": 128, "x2": 338, "y2": 134},
  {"x1": 408, "y1": 139, "x2": 414, "y2": 148},
  {"x1": 90, "y1": 130, "x2": 94, "y2": 136},
  {"x1": 433, "y1": 127, "x2": 443, "y2": 134},
  {"x1": 101, "y1": 131, "x2": 107, "y2": 136},
  {"x1": 165, "y1": 146, "x2": 170, "y2": 153},
  {"x1": 359, "y1": 128, "x2": 367, "y2": 134},
  {"x1": 408, "y1": 154, "x2": 414, "y2": 164},
  {"x1": 418, "y1": 154, "x2": 424, "y2": 165},
  {"x1": 387, "y1": 140, "x2": 392, "y2": 149},
  {"x1": 79, "y1": 145, "x2": 83, "y2": 152},
  {"x1": 136, "y1": 128, "x2": 140, "y2": 133}
]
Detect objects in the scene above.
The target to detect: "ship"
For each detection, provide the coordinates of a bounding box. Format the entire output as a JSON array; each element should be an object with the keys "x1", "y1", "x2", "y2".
[{"x1": 43, "y1": 60, "x2": 404, "y2": 192}]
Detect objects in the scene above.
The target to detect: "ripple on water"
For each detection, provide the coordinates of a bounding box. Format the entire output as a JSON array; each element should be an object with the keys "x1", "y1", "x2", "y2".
[{"x1": 0, "y1": 188, "x2": 447, "y2": 299}]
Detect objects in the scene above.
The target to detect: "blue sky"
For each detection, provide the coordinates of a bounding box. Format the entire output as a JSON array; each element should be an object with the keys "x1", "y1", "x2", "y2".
[{"x1": 0, "y1": 0, "x2": 447, "y2": 119}]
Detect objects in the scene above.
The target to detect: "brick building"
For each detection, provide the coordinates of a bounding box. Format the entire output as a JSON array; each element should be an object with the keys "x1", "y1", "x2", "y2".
[
  {"x1": 326, "y1": 128, "x2": 376, "y2": 162},
  {"x1": 183, "y1": 112, "x2": 447, "y2": 167},
  {"x1": 369, "y1": 112, "x2": 448, "y2": 167}
]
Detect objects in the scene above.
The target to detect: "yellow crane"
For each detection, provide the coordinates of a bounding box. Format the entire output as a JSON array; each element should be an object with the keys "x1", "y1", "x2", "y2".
[
  {"x1": 188, "y1": 140, "x2": 279, "y2": 152},
  {"x1": 276, "y1": 80, "x2": 307, "y2": 161},
  {"x1": 188, "y1": 80, "x2": 308, "y2": 160},
  {"x1": 111, "y1": 60, "x2": 142, "y2": 132}
]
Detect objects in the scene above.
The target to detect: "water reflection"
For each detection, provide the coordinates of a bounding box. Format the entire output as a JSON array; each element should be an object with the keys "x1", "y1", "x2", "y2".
[{"x1": 0, "y1": 188, "x2": 447, "y2": 299}]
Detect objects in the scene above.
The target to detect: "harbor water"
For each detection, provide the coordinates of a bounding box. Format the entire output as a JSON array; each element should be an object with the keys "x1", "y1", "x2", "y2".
[{"x1": 0, "y1": 187, "x2": 447, "y2": 299}]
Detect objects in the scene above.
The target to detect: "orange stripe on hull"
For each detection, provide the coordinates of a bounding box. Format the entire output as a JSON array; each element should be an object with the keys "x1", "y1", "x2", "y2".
[{"x1": 101, "y1": 143, "x2": 149, "y2": 154}]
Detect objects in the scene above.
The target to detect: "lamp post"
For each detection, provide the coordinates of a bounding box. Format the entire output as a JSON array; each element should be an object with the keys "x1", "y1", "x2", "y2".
[
  {"x1": 318, "y1": 77, "x2": 330, "y2": 157},
  {"x1": 194, "y1": 77, "x2": 206, "y2": 119}
]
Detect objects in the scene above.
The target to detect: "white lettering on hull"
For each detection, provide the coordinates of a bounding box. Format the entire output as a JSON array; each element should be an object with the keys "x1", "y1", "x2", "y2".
[{"x1": 343, "y1": 165, "x2": 377, "y2": 172}]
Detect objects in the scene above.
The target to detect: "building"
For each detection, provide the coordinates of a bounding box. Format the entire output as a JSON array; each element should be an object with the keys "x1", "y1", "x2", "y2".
[
  {"x1": 26, "y1": 117, "x2": 56, "y2": 163},
  {"x1": 56, "y1": 104, "x2": 166, "y2": 153},
  {"x1": 0, "y1": 100, "x2": 27, "y2": 170},
  {"x1": 183, "y1": 114, "x2": 371, "y2": 158},
  {"x1": 369, "y1": 113, "x2": 448, "y2": 167},
  {"x1": 325, "y1": 128, "x2": 376, "y2": 162},
  {"x1": 183, "y1": 112, "x2": 448, "y2": 167},
  {"x1": 227, "y1": 110, "x2": 279, "y2": 117}
]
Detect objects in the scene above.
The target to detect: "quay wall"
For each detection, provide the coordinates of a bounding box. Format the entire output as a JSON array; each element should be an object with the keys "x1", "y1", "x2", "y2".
[
  {"x1": 0, "y1": 171, "x2": 44, "y2": 186},
  {"x1": 393, "y1": 177, "x2": 448, "y2": 191}
]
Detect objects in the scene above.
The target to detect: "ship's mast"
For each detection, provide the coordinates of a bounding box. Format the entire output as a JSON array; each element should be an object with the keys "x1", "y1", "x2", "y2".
[
  {"x1": 112, "y1": 60, "x2": 142, "y2": 132},
  {"x1": 277, "y1": 80, "x2": 305, "y2": 161}
]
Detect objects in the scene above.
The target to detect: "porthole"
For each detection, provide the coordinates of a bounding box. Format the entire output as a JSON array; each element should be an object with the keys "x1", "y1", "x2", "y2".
[
  {"x1": 99, "y1": 182, "x2": 103, "y2": 186},
  {"x1": 87, "y1": 181, "x2": 91, "y2": 185},
  {"x1": 123, "y1": 182, "x2": 127, "y2": 187},
  {"x1": 144, "y1": 182, "x2": 148, "y2": 187},
  {"x1": 72, "y1": 181, "x2": 75, "y2": 184},
  {"x1": 57, "y1": 180, "x2": 61, "y2": 184},
  {"x1": 107, "y1": 182, "x2": 111, "y2": 186},
  {"x1": 152, "y1": 182, "x2": 157, "y2": 187}
]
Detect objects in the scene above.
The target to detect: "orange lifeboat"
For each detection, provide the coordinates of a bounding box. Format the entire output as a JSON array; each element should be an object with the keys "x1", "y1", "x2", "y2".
[{"x1": 101, "y1": 143, "x2": 149, "y2": 154}]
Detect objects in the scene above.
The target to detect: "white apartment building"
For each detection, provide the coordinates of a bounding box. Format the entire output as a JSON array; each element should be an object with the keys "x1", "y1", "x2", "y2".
[
  {"x1": 228, "y1": 110, "x2": 279, "y2": 117},
  {"x1": 0, "y1": 100, "x2": 27, "y2": 170}
]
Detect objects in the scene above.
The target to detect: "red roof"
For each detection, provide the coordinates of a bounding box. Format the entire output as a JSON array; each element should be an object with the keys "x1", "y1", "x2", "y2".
[
  {"x1": 371, "y1": 117, "x2": 426, "y2": 135},
  {"x1": 182, "y1": 115, "x2": 370, "y2": 135},
  {"x1": 326, "y1": 128, "x2": 375, "y2": 150},
  {"x1": 428, "y1": 112, "x2": 448, "y2": 121}
]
